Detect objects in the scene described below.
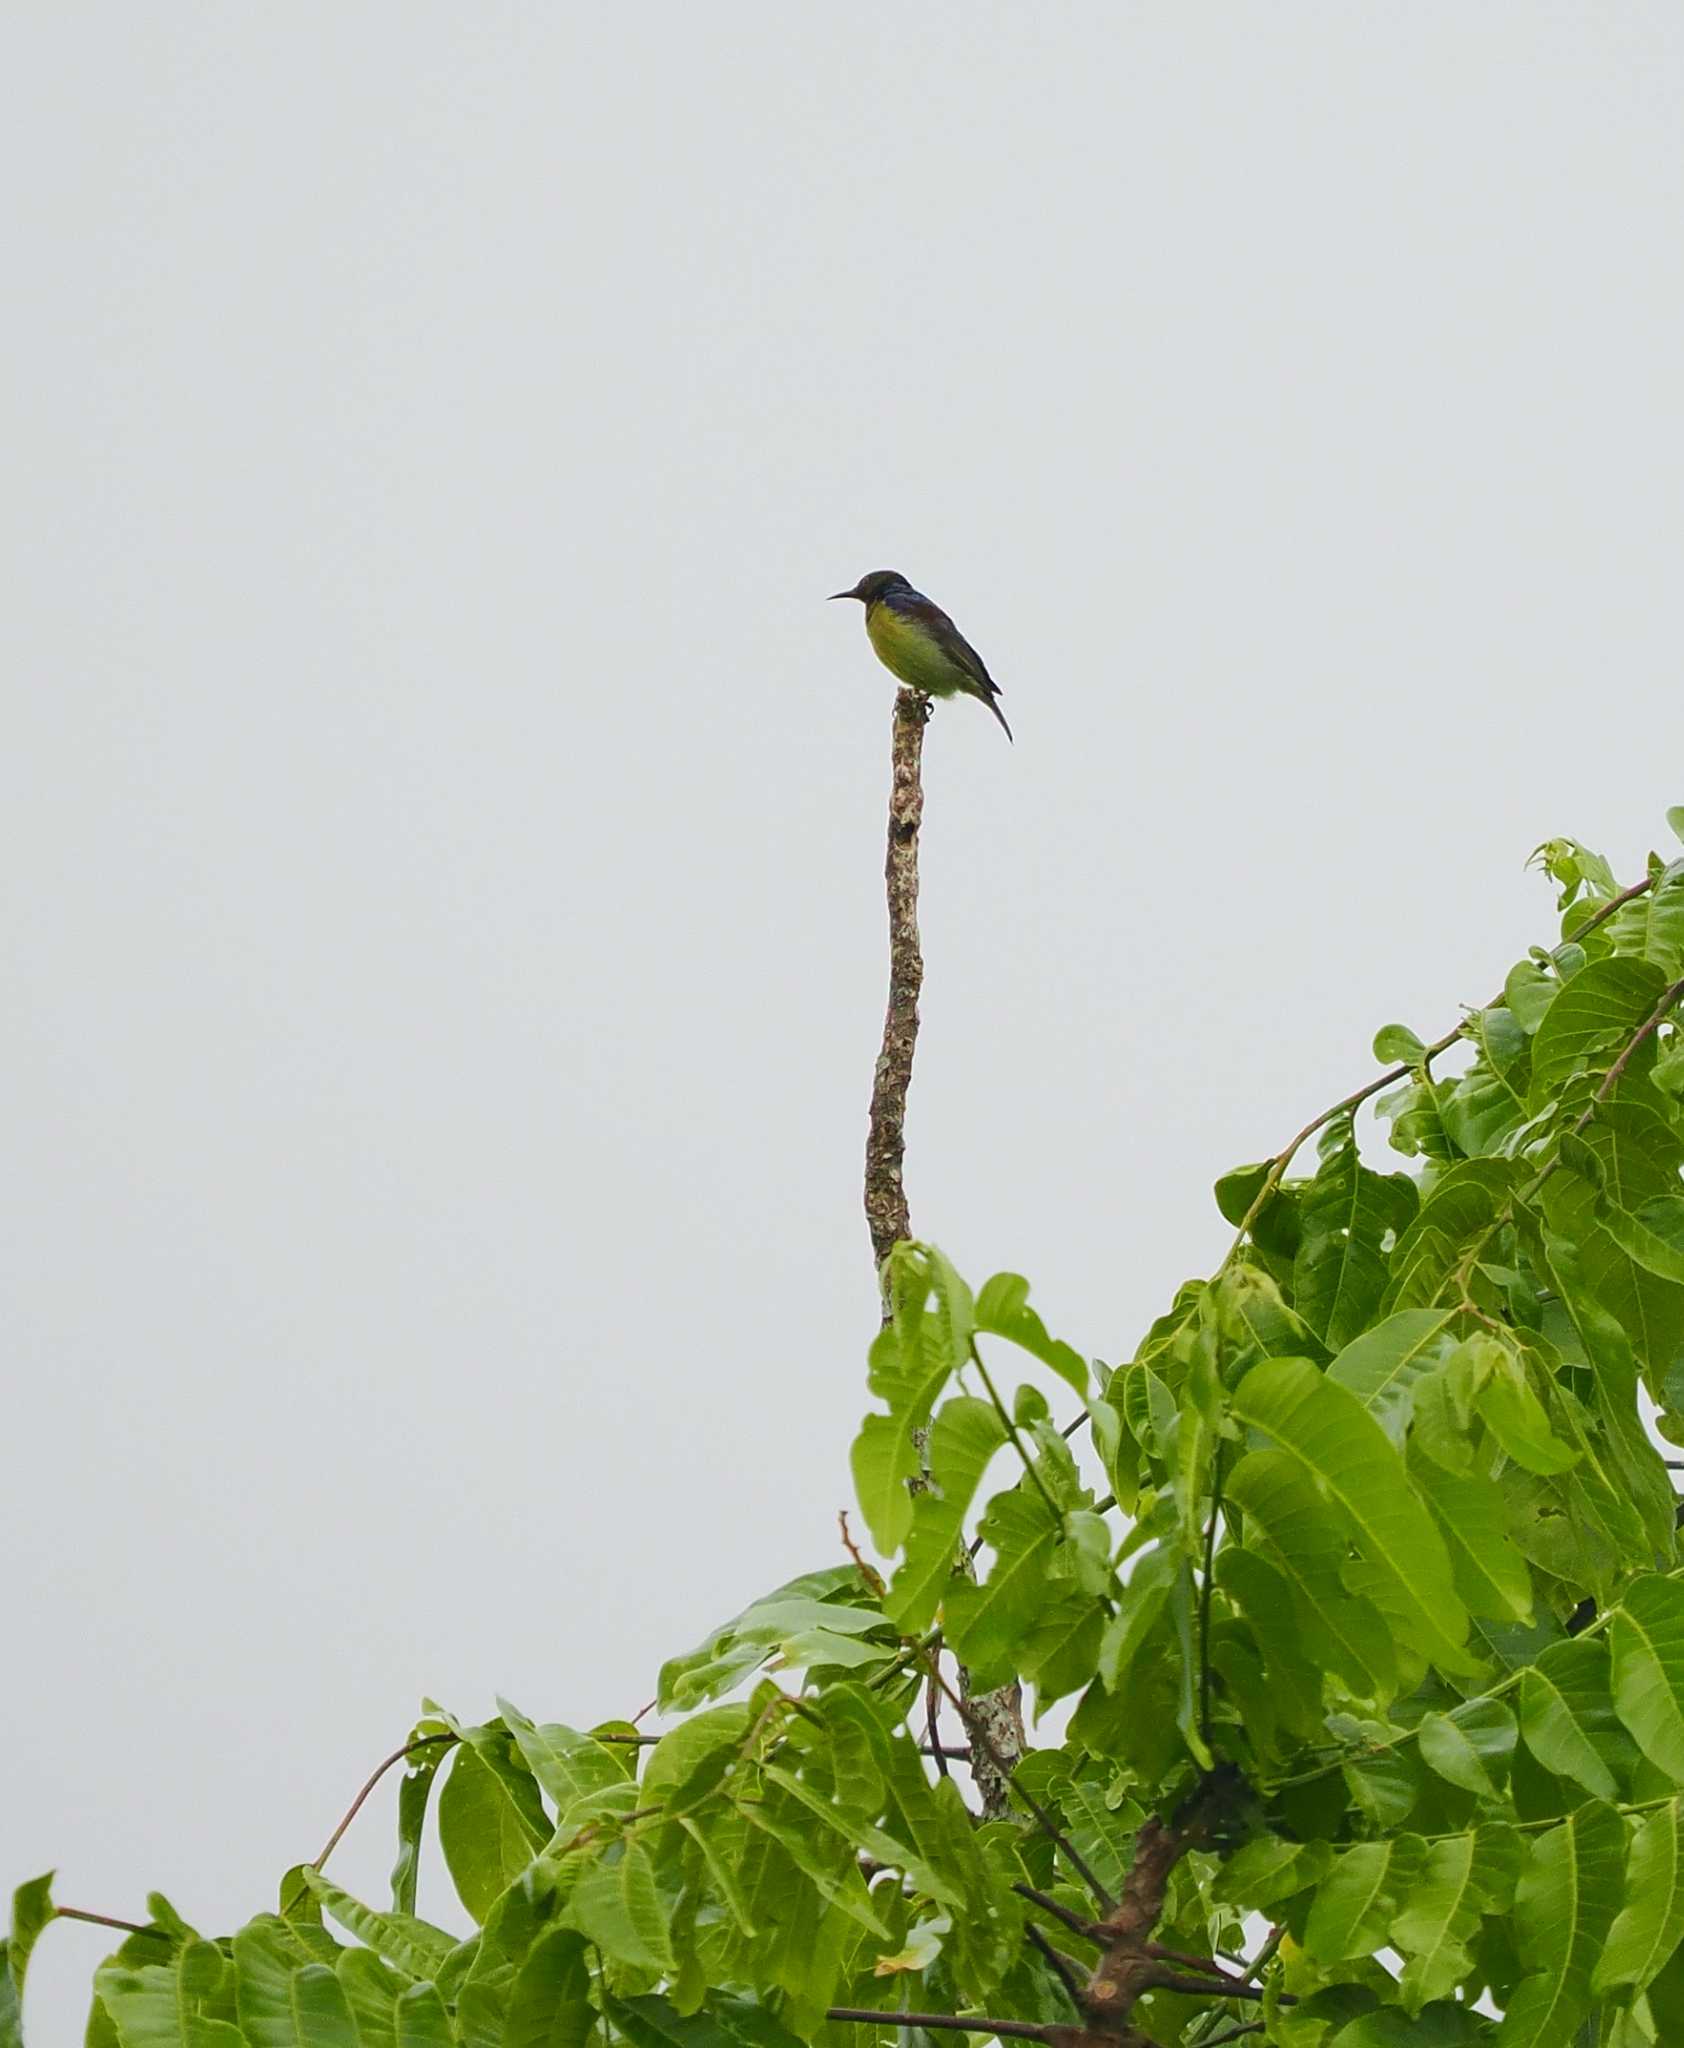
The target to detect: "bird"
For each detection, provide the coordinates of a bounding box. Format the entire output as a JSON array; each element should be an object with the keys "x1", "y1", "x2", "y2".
[{"x1": 829, "y1": 570, "x2": 1013, "y2": 740}]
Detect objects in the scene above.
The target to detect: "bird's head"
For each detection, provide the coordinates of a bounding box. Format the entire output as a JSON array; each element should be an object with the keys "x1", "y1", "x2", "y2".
[{"x1": 829, "y1": 569, "x2": 912, "y2": 605}]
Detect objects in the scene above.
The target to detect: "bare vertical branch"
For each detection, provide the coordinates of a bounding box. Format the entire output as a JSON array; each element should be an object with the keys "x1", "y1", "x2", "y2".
[
  {"x1": 860, "y1": 688, "x2": 1028, "y2": 1817},
  {"x1": 864, "y1": 688, "x2": 927, "y2": 1283}
]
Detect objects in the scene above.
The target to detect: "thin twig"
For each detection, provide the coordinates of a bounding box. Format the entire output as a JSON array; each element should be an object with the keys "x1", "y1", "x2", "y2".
[
  {"x1": 1197, "y1": 1450, "x2": 1225, "y2": 1752},
  {"x1": 1148, "y1": 1974, "x2": 1271, "y2": 2004},
  {"x1": 1011, "y1": 1883, "x2": 1104, "y2": 1944},
  {"x1": 926, "y1": 1669, "x2": 950, "y2": 1780},
  {"x1": 52, "y1": 1907, "x2": 155, "y2": 1937},
  {"x1": 969, "y1": 1338, "x2": 1064, "y2": 1526},
  {"x1": 839, "y1": 1508, "x2": 887, "y2": 1598},
  {"x1": 1146, "y1": 1944, "x2": 1239, "y2": 1981},
  {"x1": 826, "y1": 2011, "x2": 1053, "y2": 2042},
  {"x1": 1236, "y1": 1926, "x2": 1283, "y2": 1986},
  {"x1": 1023, "y1": 1921, "x2": 1086, "y2": 2007},
  {"x1": 309, "y1": 1732, "x2": 458, "y2": 1875},
  {"x1": 1571, "y1": 970, "x2": 1684, "y2": 1135}
]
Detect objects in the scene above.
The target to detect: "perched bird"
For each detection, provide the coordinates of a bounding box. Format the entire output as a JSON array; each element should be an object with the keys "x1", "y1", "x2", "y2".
[{"x1": 830, "y1": 570, "x2": 1012, "y2": 740}]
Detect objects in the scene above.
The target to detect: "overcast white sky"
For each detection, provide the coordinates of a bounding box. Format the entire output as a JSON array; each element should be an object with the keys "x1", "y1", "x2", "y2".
[{"x1": 5, "y1": 4, "x2": 1683, "y2": 2036}]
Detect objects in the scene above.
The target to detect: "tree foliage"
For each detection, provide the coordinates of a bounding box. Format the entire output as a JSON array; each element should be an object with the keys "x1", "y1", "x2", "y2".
[{"x1": 15, "y1": 824, "x2": 1684, "y2": 2048}]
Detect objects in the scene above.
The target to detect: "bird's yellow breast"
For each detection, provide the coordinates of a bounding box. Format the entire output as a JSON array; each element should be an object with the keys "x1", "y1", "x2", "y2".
[{"x1": 865, "y1": 601, "x2": 962, "y2": 697}]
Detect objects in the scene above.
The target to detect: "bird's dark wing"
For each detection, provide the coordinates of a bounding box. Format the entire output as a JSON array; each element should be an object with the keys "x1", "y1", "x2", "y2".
[{"x1": 886, "y1": 588, "x2": 1002, "y2": 693}]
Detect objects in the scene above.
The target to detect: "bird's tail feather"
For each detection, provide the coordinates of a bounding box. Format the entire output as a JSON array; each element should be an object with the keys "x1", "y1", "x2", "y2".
[{"x1": 982, "y1": 688, "x2": 1013, "y2": 742}]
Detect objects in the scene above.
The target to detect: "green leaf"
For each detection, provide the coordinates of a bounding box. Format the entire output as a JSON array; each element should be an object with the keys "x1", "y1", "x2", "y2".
[
  {"x1": 4, "y1": 1874, "x2": 53, "y2": 2037},
  {"x1": 1518, "y1": 1637, "x2": 1624, "y2": 1801},
  {"x1": 1612, "y1": 1574, "x2": 1684, "y2": 1781},
  {"x1": 1326, "y1": 1308, "x2": 1456, "y2": 1444},
  {"x1": 1597, "y1": 1192, "x2": 1684, "y2": 1285},
  {"x1": 883, "y1": 1396, "x2": 1007, "y2": 1630},
  {"x1": 1391, "y1": 1825, "x2": 1520, "y2": 2014},
  {"x1": 1380, "y1": 1159, "x2": 1515, "y2": 1312},
  {"x1": 1292, "y1": 1119, "x2": 1416, "y2": 1351},
  {"x1": 974, "y1": 1273, "x2": 1087, "y2": 1395},
  {"x1": 679, "y1": 1814, "x2": 758, "y2": 1937},
  {"x1": 1668, "y1": 809, "x2": 1684, "y2": 848},
  {"x1": 607, "y1": 1994, "x2": 739, "y2": 2048},
  {"x1": 1231, "y1": 1356, "x2": 1475, "y2": 1674},
  {"x1": 1097, "y1": 1543, "x2": 1177, "y2": 1694},
  {"x1": 657, "y1": 1570, "x2": 883, "y2": 1710},
  {"x1": 1595, "y1": 1798, "x2": 1684, "y2": 1997},
  {"x1": 497, "y1": 1702, "x2": 632, "y2": 1825},
  {"x1": 568, "y1": 1839, "x2": 674, "y2": 1972},
  {"x1": 1469, "y1": 1340, "x2": 1579, "y2": 1476},
  {"x1": 1497, "y1": 1800, "x2": 1626, "y2": 2046},
  {"x1": 1536, "y1": 1235, "x2": 1679, "y2": 1557},
  {"x1": 740, "y1": 1774, "x2": 890, "y2": 1936},
  {"x1": 235, "y1": 1923, "x2": 359, "y2": 2048},
  {"x1": 849, "y1": 1413, "x2": 921, "y2": 1556},
  {"x1": 1608, "y1": 857, "x2": 1684, "y2": 974},
  {"x1": 1506, "y1": 959, "x2": 1560, "y2": 1034},
  {"x1": 848, "y1": 1252, "x2": 973, "y2": 1556},
  {"x1": 1304, "y1": 1837, "x2": 1425, "y2": 1962},
  {"x1": 391, "y1": 1740, "x2": 451, "y2": 1917},
  {"x1": 394, "y1": 1983, "x2": 455, "y2": 2048},
  {"x1": 1173, "y1": 1325, "x2": 1221, "y2": 1558},
  {"x1": 1374, "y1": 1023, "x2": 1427, "y2": 1064},
  {"x1": 1545, "y1": 1102, "x2": 1684, "y2": 1399},
  {"x1": 1214, "y1": 1163, "x2": 1302, "y2": 1258},
  {"x1": 335, "y1": 1951, "x2": 405, "y2": 2048},
  {"x1": 438, "y1": 1741, "x2": 546, "y2": 1922},
  {"x1": 1212, "y1": 1834, "x2": 1333, "y2": 1913},
  {"x1": 1530, "y1": 956, "x2": 1666, "y2": 1102},
  {"x1": 1416, "y1": 1698, "x2": 1517, "y2": 1800},
  {"x1": 331, "y1": 1941, "x2": 407, "y2": 2048},
  {"x1": 944, "y1": 1486, "x2": 1060, "y2": 1689},
  {"x1": 503, "y1": 1928, "x2": 593, "y2": 2048},
  {"x1": 1213, "y1": 1546, "x2": 1326, "y2": 1737},
  {"x1": 1052, "y1": 1770, "x2": 1140, "y2": 1902},
  {"x1": 1021, "y1": 1593, "x2": 1106, "y2": 1708},
  {"x1": 301, "y1": 1873, "x2": 456, "y2": 1981},
  {"x1": 1410, "y1": 1453, "x2": 1534, "y2": 1623},
  {"x1": 1225, "y1": 1448, "x2": 1396, "y2": 1697},
  {"x1": 639, "y1": 1705, "x2": 748, "y2": 1818},
  {"x1": 93, "y1": 1943, "x2": 246, "y2": 2048},
  {"x1": 817, "y1": 1688, "x2": 888, "y2": 1820}
]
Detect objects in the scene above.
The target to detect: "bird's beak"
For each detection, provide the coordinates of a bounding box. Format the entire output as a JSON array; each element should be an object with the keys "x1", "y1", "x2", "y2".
[{"x1": 828, "y1": 590, "x2": 852, "y2": 601}]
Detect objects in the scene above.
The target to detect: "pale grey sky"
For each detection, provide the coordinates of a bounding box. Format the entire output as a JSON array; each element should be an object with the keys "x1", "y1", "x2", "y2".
[{"x1": 5, "y1": 5, "x2": 1683, "y2": 2036}]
